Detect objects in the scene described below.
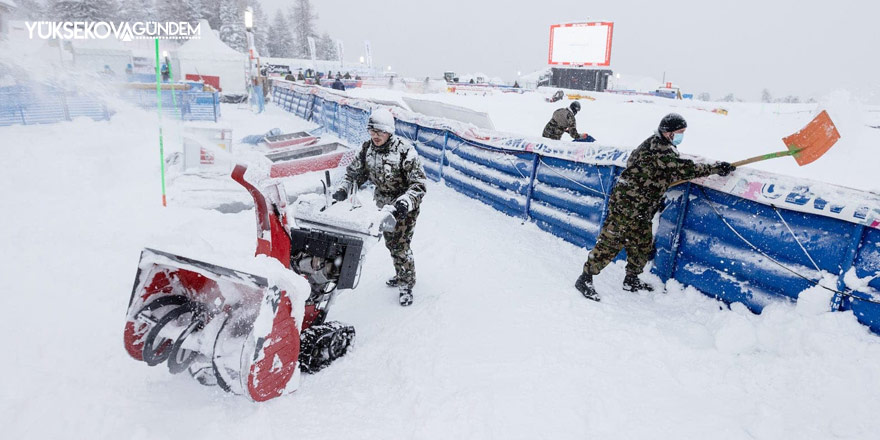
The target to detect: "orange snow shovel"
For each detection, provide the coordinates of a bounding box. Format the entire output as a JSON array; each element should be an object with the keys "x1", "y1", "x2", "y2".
[{"x1": 672, "y1": 110, "x2": 841, "y2": 186}]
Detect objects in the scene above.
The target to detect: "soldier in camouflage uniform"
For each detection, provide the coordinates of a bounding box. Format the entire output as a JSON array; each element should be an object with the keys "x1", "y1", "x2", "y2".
[
  {"x1": 333, "y1": 108, "x2": 427, "y2": 306},
  {"x1": 542, "y1": 101, "x2": 590, "y2": 140},
  {"x1": 575, "y1": 113, "x2": 735, "y2": 301}
]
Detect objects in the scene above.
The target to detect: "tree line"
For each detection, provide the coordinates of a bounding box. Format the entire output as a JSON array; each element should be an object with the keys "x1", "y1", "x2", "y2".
[{"x1": 12, "y1": 0, "x2": 340, "y2": 60}]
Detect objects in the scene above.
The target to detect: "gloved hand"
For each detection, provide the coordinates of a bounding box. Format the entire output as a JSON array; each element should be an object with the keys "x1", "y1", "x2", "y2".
[
  {"x1": 715, "y1": 161, "x2": 736, "y2": 176},
  {"x1": 393, "y1": 200, "x2": 409, "y2": 220},
  {"x1": 331, "y1": 188, "x2": 348, "y2": 202}
]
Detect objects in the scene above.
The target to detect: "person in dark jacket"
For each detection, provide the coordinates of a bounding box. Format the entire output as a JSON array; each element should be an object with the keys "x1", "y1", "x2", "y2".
[
  {"x1": 543, "y1": 101, "x2": 589, "y2": 140},
  {"x1": 575, "y1": 113, "x2": 736, "y2": 301},
  {"x1": 332, "y1": 109, "x2": 428, "y2": 306},
  {"x1": 331, "y1": 77, "x2": 346, "y2": 91}
]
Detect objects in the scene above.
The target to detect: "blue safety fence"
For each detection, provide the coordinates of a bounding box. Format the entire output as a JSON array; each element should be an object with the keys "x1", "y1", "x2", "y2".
[
  {"x1": 269, "y1": 80, "x2": 880, "y2": 334},
  {"x1": 119, "y1": 88, "x2": 220, "y2": 122},
  {"x1": 0, "y1": 85, "x2": 110, "y2": 126}
]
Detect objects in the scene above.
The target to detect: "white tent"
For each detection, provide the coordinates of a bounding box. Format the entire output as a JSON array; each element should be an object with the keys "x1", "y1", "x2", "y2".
[{"x1": 172, "y1": 20, "x2": 247, "y2": 94}]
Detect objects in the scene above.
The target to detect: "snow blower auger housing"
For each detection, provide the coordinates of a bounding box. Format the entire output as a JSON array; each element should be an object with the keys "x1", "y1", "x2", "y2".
[{"x1": 124, "y1": 165, "x2": 392, "y2": 401}]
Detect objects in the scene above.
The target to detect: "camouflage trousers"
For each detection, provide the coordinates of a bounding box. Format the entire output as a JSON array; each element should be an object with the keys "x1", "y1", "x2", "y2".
[
  {"x1": 383, "y1": 209, "x2": 420, "y2": 288},
  {"x1": 583, "y1": 207, "x2": 654, "y2": 277}
]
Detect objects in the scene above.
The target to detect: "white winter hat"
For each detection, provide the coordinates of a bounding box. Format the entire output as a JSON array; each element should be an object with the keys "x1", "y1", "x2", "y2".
[{"x1": 367, "y1": 108, "x2": 396, "y2": 134}]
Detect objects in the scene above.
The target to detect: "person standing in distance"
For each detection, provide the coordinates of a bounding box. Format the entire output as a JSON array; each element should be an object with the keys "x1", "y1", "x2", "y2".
[
  {"x1": 575, "y1": 113, "x2": 736, "y2": 301},
  {"x1": 333, "y1": 108, "x2": 428, "y2": 306}
]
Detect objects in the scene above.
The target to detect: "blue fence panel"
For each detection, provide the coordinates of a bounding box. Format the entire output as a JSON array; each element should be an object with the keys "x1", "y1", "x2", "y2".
[
  {"x1": 443, "y1": 133, "x2": 536, "y2": 219},
  {"x1": 673, "y1": 187, "x2": 857, "y2": 312},
  {"x1": 529, "y1": 156, "x2": 619, "y2": 248},
  {"x1": 311, "y1": 96, "x2": 325, "y2": 125},
  {"x1": 0, "y1": 86, "x2": 110, "y2": 126},
  {"x1": 341, "y1": 105, "x2": 369, "y2": 146},
  {"x1": 324, "y1": 100, "x2": 340, "y2": 136},
  {"x1": 843, "y1": 227, "x2": 880, "y2": 332},
  {"x1": 414, "y1": 126, "x2": 447, "y2": 182},
  {"x1": 395, "y1": 119, "x2": 420, "y2": 143},
  {"x1": 65, "y1": 94, "x2": 109, "y2": 121}
]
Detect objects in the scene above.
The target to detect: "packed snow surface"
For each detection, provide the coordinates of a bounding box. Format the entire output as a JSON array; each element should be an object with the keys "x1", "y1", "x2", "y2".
[{"x1": 3, "y1": 101, "x2": 880, "y2": 440}]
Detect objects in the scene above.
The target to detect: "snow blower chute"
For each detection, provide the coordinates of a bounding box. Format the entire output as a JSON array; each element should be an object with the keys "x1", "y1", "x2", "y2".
[{"x1": 124, "y1": 165, "x2": 395, "y2": 401}]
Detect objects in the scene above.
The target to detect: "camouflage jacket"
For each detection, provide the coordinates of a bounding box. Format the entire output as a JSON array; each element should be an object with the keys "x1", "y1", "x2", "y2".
[
  {"x1": 608, "y1": 133, "x2": 721, "y2": 219},
  {"x1": 542, "y1": 108, "x2": 579, "y2": 140},
  {"x1": 341, "y1": 136, "x2": 427, "y2": 211}
]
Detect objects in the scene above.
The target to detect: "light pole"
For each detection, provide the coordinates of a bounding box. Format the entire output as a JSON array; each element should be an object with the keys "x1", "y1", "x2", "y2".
[{"x1": 244, "y1": 7, "x2": 263, "y2": 112}]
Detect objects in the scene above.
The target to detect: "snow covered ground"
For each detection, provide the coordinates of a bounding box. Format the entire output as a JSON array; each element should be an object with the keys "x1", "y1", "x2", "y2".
[
  {"x1": 347, "y1": 87, "x2": 880, "y2": 194},
  {"x1": 3, "y1": 101, "x2": 880, "y2": 439}
]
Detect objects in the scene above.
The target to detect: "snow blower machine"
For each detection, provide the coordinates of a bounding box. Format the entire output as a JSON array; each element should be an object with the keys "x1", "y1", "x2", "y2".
[{"x1": 123, "y1": 164, "x2": 395, "y2": 401}]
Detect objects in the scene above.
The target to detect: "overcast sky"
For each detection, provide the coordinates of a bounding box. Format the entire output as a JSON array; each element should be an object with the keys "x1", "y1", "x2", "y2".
[{"x1": 263, "y1": 0, "x2": 879, "y2": 102}]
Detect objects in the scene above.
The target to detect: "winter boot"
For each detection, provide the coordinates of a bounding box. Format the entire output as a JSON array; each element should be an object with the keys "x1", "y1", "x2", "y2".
[
  {"x1": 623, "y1": 274, "x2": 654, "y2": 293},
  {"x1": 386, "y1": 276, "x2": 400, "y2": 287},
  {"x1": 575, "y1": 272, "x2": 600, "y2": 301},
  {"x1": 399, "y1": 285, "x2": 413, "y2": 307}
]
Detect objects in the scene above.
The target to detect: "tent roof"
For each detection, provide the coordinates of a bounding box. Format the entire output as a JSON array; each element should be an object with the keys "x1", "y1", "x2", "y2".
[{"x1": 175, "y1": 20, "x2": 244, "y2": 59}]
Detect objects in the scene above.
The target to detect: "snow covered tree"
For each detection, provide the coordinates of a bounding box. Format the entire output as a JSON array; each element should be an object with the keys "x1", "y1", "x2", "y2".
[
  {"x1": 11, "y1": 0, "x2": 48, "y2": 20},
  {"x1": 761, "y1": 88, "x2": 772, "y2": 103},
  {"x1": 267, "y1": 10, "x2": 295, "y2": 58},
  {"x1": 288, "y1": 0, "x2": 317, "y2": 59},
  {"x1": 117, "y1": 0, "x2": 157, "y2": 23},
  {"x1": 720, "y1": 93, "x2": 736, "y2": 102},
  {"x1": 218, "y1": 0, "x2": 246, "y2": 52},
  {"x1": 156, "y1": 0, "x2": 202, "y2": 25},
  {"x1": 697, "y1": 92, "x2": 711, "y2": 101},
  {"x1": 50, "y1": 0, "x2": 120, "y2": 21},
  {"x1": 198, "y1": 0, "x2": 221, "y2": 31},
  {"x1": 316, "y1": 32, "x2": 337, "y2": 61}
]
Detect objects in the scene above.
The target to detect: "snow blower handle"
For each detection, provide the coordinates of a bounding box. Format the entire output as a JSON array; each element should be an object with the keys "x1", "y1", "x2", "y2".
[{"x1": 321, "y1": 171, "x2": 333, "y2": 211}]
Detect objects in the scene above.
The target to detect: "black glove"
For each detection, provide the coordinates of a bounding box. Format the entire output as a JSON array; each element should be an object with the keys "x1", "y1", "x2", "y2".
[
  {"x1": 715, "y1": 162, "x2": 736, "y2": 176},
  {"x1": 393, "y1": 200, "x2": 409, "y2": 220},
  {"x1": 332, "y1": 188, "x2": 347, "y2": 202}
]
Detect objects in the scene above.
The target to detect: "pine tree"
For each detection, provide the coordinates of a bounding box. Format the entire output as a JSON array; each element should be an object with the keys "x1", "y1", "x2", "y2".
[
  {"x1": 317, "y1": 32, "x2": 337, "y2": 61},
  {"x1": 267, "y1": 10, "x2": 295, "y2": 58},
  {"x1": 117, "y1": 0, "x2": 157, "y2": 23},
  {"x1": 200, "y1": 0, "x2": 222, "y2": 31},
  {"x1": 50, "y1": 0, "x2": 120, "y2": 21},
  {"x1": 156, "y1": 0, "x2": 202, "y2": 25},
  {"x1": 288, "y1": 0, "x2": 317, "y2": 59},
  {"x1": 218, "y1": 0, "x2": 246, "y2": 52},
  {"x1": 11, "y1": 0, "x2": 48, "y2": 20},
  {"x1": 761, "y1": 88, "x2": 772, "y2": 103}
]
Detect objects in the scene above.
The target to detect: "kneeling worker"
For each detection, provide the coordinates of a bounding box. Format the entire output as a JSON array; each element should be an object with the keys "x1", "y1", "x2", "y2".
[
  {"x1": 575, "y1": 113, "x2": 736, "y2": 301},
  {"x1": 333, "y1": 108, "x2": 428, "y2": 306},
  {"x1": 542, "y1": 101, "x2": 591, "y2": 141}
]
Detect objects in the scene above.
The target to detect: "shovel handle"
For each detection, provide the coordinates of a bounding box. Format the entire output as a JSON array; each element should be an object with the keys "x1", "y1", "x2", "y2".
[
  {"x1": 669, "y1": 148, "x2": 803, "y2": 187},
  {"x1": 731, "y1": 148, "x2": 802, "y2": 167}
]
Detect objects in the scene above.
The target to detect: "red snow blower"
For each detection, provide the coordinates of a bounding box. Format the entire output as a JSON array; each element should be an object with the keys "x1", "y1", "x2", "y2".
[{"x1": 124, "y1": 165, "x2": 395, "y2": 401}]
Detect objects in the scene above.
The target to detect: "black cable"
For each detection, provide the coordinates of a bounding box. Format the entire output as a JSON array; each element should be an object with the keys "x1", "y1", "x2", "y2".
[{"x1": 694, "y1": 185, "x2": 880, "y2": 305}]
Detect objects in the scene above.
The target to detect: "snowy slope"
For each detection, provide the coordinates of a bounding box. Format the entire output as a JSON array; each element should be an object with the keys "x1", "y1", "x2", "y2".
[{"x1": 3, "y1": 104, "x2": 880, "y2": 439}]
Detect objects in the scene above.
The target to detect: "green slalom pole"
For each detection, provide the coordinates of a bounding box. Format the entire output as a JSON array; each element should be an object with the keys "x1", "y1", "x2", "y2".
[{"x1": 154, "y1": 38, "x2": 167, "y2": 206}]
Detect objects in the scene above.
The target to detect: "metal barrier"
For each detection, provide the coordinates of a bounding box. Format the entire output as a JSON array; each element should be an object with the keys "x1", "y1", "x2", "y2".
[{"x1": 0, "y1": 85, "x2": 110, "y2": 126}]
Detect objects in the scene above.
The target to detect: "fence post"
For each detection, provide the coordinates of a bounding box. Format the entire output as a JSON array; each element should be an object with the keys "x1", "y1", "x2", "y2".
[
  {"x1": 832, "y1": 224, "x2": 867, "y2": 311},
  {"x1": 439, "y1": 131, "x2": 449, "y2": 182},
  {"x1": 19, "y1": 104, "x2": 26, "y2": 125},
  {"x1": 662, "y1": 182, "x2": 694, "y2": 281},
  {"x1": 522, "y1": 154, "x2": 540, "y2": 220},
  {"x1": 60, "y1": 92, "x2": 71, "y2": 121}
]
